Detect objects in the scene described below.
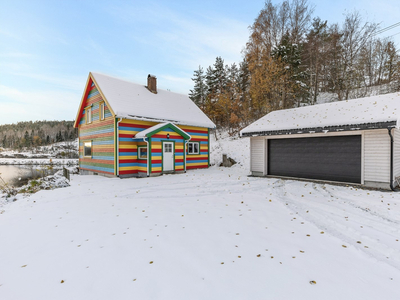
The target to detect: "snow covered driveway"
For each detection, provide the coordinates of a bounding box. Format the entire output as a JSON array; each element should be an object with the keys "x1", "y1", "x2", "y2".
[{"x1": 1, "y1": 166, "x2": 399, "y2": 300}]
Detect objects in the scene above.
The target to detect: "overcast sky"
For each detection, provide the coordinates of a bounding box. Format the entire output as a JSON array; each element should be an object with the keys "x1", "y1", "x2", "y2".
[{"x1": 1, "y1": 0, "x2": 399, "y2": 125}]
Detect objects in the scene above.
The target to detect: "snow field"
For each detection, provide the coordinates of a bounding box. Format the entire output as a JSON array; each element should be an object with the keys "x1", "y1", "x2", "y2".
[{"x1": 1, "y1": 164, "x2": 400, "y2": 300}]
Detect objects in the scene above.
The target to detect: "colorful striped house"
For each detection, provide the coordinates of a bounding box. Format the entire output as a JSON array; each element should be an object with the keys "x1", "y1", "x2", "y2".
[{"x1": 73, "y1": 72, "x2": 216, "y2": 178}]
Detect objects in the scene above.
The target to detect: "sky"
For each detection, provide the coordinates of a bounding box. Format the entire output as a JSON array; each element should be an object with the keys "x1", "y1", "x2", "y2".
[{"x1": 0, "y1": 0, "x2": 399, "y2": 125}]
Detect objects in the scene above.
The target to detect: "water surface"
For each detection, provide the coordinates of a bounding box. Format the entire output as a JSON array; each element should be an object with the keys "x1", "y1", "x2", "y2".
[{"x1": 0, "y1": 165, "x2": 59, "y2": 187}]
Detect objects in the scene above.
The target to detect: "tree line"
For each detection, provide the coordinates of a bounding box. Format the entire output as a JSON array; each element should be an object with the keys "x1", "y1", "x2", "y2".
[
  {"x1": 189, "y1": 0, "x2": 400, "y2": 134},
  {"x1": 0, "y1": 120, "x2": 77, "y2": 150}
]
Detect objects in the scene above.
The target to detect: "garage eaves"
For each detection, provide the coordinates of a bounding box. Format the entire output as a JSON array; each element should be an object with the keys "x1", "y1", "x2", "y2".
[{"x1": 241, "y1": 121, "x2": 397, "y2": 137}]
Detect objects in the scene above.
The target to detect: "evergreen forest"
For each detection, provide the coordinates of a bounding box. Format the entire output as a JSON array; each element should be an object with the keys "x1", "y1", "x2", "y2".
[{"x1": 0, "y1": 120, "x2": 77, "y2": 150}]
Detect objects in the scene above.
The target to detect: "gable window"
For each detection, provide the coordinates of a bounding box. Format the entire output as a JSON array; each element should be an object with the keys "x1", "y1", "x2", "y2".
[
  {"x1": 86, "y1": 107, "x2": 92, "y2": 124},
  {"x1": 138, "y1": 146, "x2": 148, "y2": 159},
  {"x1": 84, "y1": 141, "x2": 92, "y2": 157},
  {"x1": 187, "y1": 142, "x2": 200, "y2": 155},
  {"x1": 100, "y1": 102, "x2": 105, "y2": 121}
]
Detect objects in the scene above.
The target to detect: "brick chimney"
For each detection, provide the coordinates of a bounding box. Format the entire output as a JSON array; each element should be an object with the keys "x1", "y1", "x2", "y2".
[{"x1": 147, "y1": 74, "x2": 157, "y2": 94}]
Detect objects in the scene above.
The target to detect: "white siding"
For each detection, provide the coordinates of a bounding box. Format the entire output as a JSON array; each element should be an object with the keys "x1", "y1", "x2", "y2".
[
  {"x1": 364, "y1": 129, "x2": 390, "y2": 183},
  {"x1": 250, "y1": 137, "x2": 264, "y2": 173},
  {"x1": 394, "y1": 128, "x2": 400, "y2": 180}
]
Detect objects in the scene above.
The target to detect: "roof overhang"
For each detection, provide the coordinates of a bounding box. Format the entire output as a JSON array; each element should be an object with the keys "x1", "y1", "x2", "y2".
[
  {"x1": 240, "y1": 121, "x2": 397, "y2": 137},
  {"x1": 134, "y1": 122, "x2": 191, "y2": 140}
]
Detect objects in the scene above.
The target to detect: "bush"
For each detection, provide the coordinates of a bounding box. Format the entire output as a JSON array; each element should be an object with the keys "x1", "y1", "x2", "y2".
[{"x1": 0, "y1": 174, "x2": 18, "y2": 199}]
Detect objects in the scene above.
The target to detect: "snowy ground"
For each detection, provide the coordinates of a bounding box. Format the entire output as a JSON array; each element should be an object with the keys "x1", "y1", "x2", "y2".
[{"x1": 1, "y1": 137, "x2": 400, "y2": 300}]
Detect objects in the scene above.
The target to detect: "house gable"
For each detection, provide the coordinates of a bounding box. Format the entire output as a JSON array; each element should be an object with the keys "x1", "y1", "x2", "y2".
[
  {"x1": 73, "y1": 73, "x2": 115, "y2": 128},
  {"x1": 76, "y1": 74, "x2": 116, "y2": 176}
]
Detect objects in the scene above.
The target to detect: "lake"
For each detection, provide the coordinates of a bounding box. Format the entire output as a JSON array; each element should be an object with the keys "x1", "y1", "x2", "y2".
[{"x1": 0, "y1": 165, "x2": 60, "y2": 187}]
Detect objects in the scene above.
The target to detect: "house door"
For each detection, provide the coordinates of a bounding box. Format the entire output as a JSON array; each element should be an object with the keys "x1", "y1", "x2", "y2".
[{"x1": 163, "y1": 142, "x2": 174, "y2": 171}]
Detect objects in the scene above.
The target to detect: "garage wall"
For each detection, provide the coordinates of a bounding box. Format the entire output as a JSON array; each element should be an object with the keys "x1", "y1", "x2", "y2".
[
  {"x1": 393, "y1": 129, "x2": 400, "y2": 182},
  {"x1": 364, "y1": 129, "x2": 390, "y2": 184},
  {"x1": 250, "y1": 137, "x2": 264, "y2": 174}
]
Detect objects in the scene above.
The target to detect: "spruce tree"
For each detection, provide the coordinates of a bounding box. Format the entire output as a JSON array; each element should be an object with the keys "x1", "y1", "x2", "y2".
[{"x1": 189, "y1": 66, "x2": 207, "y2": 108}]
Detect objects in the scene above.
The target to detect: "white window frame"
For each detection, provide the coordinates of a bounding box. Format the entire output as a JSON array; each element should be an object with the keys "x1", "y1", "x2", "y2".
[
  {"x1": 187, "y1": 142, "x2": 200, "y2": 155},
  {"x1": 86, "y1": 106, "x2": 92, "y2": 124},
  {"x1": 84, "y1": 141, "x2": 92, "y2": 157},
  {"x1": 100, "y1": 102, "x2": 105, "y2": 121},
  {"x1": 138, "y1": 146, "x2": 148, "y2": 159}
]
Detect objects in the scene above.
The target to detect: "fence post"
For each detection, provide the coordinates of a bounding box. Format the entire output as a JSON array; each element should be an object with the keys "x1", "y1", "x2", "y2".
[{"x1": 63, "y1": 167, "x2": 70, "y2": 181}]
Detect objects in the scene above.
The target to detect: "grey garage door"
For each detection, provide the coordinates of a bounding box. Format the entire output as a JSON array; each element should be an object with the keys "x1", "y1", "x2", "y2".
[{"x1": 268, "y1": 135, "x2": 361, "y2": 183}]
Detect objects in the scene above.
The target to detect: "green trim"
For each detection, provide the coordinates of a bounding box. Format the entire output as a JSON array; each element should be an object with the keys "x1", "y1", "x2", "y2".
[
  {"x1": 161, "y1": 140, "x2": 176, "y2": 172},
  {"x1": 207, "y1": 128, "x2": 210, "y2": 167},
  {"x1": 146, "y1": 123, "x2": 191, "y2": 140},
  {"x1": 183, "y1": 140, "x2": 187, "y2": 171},
  {"x1": 187, "y1": 141, "x2": 200, "y2": 155},
  {"x1": 137, "y1": 145, "x2": 148, "y2": 160},
  {"x1": 148, "y1": 137, "x2": 152, "y2": 174}
]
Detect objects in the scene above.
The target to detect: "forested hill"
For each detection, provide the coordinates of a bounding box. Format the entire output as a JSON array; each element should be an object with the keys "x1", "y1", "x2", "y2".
[
  {"x1": 0, "y1": 120, "x2": 77, "y2": 149},
  {"x1": 189, "y1": 0, "x2": 400, "y2": 135}
]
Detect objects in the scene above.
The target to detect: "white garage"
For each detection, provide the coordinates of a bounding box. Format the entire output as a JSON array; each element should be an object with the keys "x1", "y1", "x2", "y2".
[{"x1": 240, "y1": 93, "x2": 400, "y2": 190}]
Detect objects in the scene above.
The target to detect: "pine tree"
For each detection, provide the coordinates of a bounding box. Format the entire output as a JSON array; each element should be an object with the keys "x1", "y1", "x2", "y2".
[
  {"x1": 23, "y1": 131, "x2": 30, "y2": 147},
  {"x1": 215, "y1": 57, "x2": 227, "y2": 93},
  {"x1": 189, "y1": 66, "x2": 207, "y2": 108},
  {"x1": 271, "y1": 33, "x2": 310, "y2": 107}
]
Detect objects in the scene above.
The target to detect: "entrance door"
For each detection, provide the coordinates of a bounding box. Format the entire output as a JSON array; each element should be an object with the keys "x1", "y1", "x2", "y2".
[{"x1": 162, "y1": 142, "x2": 174, "y2": 171}]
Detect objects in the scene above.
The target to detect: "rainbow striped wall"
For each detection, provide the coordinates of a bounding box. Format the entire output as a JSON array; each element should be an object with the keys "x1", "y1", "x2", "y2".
[
  {"x1": 118, "y1": 119, "x2": 156, "y2": 176},
  {"x1": 118, "y1": 119, "x2": 210, "y2": 176},
  {"x1": 78, "y1": 82, "x2": 115, "y2": 175},
  {"x1": 178, "y1": 125, "x2": 209, "y2": 170}
]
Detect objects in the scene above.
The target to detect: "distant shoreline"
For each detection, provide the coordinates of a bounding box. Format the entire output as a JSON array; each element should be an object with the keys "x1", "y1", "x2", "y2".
[{"x1": 0, "y1": 158, "x2": 78, "y2": 166}]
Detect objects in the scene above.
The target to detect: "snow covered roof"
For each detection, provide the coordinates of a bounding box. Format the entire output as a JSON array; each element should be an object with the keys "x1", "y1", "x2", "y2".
[
  {"x1": 240, "y1": 92, "x2": 400, "y2": 137},
  {"x1": 91, "y1": 72, "x2": 215, "y2": 129},
  {"x1": 134, "y1": 122, "x2": 191, "y2": 140}
]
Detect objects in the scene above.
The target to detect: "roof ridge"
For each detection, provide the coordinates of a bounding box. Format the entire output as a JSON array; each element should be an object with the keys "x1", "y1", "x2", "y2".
[{"x1": 90, "y1": 72, "x2": 186, "y2": 97}]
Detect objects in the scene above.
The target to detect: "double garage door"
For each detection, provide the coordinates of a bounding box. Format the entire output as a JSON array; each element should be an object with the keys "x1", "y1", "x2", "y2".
[{"x1": 268, "y1": 135, "x2": 361, "y2": 184}]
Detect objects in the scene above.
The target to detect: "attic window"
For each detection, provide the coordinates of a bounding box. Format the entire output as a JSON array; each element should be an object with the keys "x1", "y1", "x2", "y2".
[
  {"x1": 100, "y1": 102, "x2": 105, "y2": 121},
  {"x1": 86, "y1": 107, "x2": 92, "y2": 124}
]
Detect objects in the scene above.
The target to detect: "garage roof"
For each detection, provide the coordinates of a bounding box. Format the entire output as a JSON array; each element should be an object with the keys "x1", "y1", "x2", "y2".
[{"x1": 240, "y1": 92, "x2": 400, "y2": 137}]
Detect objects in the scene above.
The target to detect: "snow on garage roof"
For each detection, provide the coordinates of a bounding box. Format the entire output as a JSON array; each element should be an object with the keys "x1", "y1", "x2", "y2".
[
  {"x1": 91, "y1": 72, "x2": 215, "y2": 129},
  {"x1": 240, "y1": 92, "x2": 400, "y2": 137}
]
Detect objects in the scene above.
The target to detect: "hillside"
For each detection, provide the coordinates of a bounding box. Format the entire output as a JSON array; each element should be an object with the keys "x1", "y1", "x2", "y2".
[{"x1": 0, "y1": 120, "x2": 77, "y2": 150}]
